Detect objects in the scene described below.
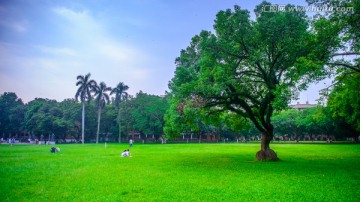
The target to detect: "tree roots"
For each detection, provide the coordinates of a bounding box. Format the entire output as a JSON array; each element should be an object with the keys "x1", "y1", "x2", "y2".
[{"x1": 256, "y1": 149, "x2": 280, "y2": 161}]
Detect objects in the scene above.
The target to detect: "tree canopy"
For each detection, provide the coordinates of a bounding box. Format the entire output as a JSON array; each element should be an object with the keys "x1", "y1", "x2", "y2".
[
  {"x1": 124, "y1": 92, "x2": 168, "y2": 140},
  {"x1": 307, "y1": 0, "x2": 359, "y2": 72},
  {"x1": 307, "y1": 0, "x2": 360, "y2": 137},
  {"x1": 166, "y1": 2, "x2": 330, "y2": 160},
  {"x1": 0, "y1": 92, "x2": 25, "y2": 136}
]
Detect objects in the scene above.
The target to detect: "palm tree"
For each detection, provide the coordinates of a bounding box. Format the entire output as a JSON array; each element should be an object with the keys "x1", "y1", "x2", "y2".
[
  {"x1": 75, "y1": 73, "x2": 97, "y2": 144},
  {"x1": 110, "y1": 82, "x2": 129, "y2": 143},
  {"x1": 93, "y1": 82, "x2": 112, "y2": 144}
]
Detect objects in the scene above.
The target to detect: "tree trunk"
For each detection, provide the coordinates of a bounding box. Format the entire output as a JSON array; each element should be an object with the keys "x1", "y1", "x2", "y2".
[
  {"x1": 81, "y1": 103, "x2": 85, "y2": 144},
  {"x1": 96, "y1": 107, "x2": 102, "y2": 144},
  {"x1": 118, "y1": 109, "x2": 121, "y2": 143},
  {"x1": 256, "y1": 132, "x2": 279, "y2": 161}
]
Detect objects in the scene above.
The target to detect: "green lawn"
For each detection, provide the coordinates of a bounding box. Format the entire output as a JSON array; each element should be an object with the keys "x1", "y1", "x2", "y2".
[{"x1": 0, "y1": 143, "x2": 359, "y2": 201}]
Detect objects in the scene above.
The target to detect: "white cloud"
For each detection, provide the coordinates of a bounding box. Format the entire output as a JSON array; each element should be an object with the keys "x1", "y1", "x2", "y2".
[
  {"x1": 53, "y1": 7, "x2": 103, "y2": 35},
  {"x1": 52, "y1": 7, "x2": 155, "y2": 86},
  {"x1": 97, "y1": 43, "x2": 138, "y2": 62},
  {"x1": 1, "y1": 6, "x2": 169, "y2": 102},
  {"x1": 54, "y1": 7, "x2": 91, "y2": 23}
]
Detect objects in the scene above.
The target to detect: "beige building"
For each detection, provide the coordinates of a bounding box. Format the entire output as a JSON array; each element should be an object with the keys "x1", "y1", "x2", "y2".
[{"x1": 290, "y1": 101, "x2": 316, "y2": 110}]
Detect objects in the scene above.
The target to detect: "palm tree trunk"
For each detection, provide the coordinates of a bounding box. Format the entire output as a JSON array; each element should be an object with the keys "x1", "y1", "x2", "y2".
[
  {"x1": 82, "y1": 103, "x2": 85, "y2": 144},
  {"x1": 118, "y1": 108, "x2": 121, "y2": 143},
  {"x1": 96, "y1": 107, "x2": 102, "y2": 144}
]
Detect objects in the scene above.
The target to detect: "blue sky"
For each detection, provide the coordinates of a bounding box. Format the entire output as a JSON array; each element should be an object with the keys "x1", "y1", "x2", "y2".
[{"x1": 1, "y1": 0, "x2": 328, "y2": 104}]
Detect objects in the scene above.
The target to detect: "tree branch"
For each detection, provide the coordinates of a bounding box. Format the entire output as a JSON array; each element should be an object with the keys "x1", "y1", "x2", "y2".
[
  {"x1": 331, "y1": 52, "x2": 360, "y2": 57},
  {"x1": 327, "y1": 62, "x2": 360, "y2": 72}
]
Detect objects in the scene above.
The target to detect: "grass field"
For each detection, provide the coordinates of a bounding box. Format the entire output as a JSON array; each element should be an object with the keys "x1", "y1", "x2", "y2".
[{"x1": 1, "y1": 143, "x2": 359, "y2": 201}]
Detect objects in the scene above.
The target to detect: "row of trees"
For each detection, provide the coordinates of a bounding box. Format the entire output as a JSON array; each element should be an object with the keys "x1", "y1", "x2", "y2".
[
  {"x1": 272, "y1": 107, "x2": 358, "y2": 140},
  {"x1": 1, "y1": 89, "x2": 358, "y2": 144},
  {"x1": 0, "y1": 91, "x2": 168, "y2": 143}
]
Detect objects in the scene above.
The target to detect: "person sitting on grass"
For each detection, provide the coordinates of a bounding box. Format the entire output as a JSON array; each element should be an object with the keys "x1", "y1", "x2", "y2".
[
  {"x1": 50, "y1": 147, "x2": 60, "y2": 153},
  {"x1": 121, "y1": 149, "x2": 131, "y2": 157}
]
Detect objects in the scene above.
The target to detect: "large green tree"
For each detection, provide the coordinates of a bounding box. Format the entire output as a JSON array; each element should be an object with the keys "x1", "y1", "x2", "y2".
[
  {"x1": 110, "y1": 82, "x2": 129, "y2": 143},
  {"x1": 307, "y1": 0, "x2": 360, "y2": 138},
  {"x1": 24, "y1": 98, "x2": 48, "y2": 136},
  {"x1": 272, "y1": 109, "x2": 303, "y2": 139},
  {"x1": 167, "y1": 2, "x2": 325, "y2": 160},
  {"x1": 118, "y1": 95, "x2": 134, "y2": 141},
  {"x1": 75, "y1": 73, "x2": 97, "y2": 144},
  {"x1": 93, "y1": 82, "x2": 112, "y2": 144},
  {"x1": 58, "y1": 99, "x2": 83, "y2": 141},
  {"x1": 327, "y1": 72, "x2": 360, "y2": 138},
  {"x1": 23, "y1": 98, "x2": 84, "y2": 142},
  {"x1": 124, "y1": 92, "x2": 168, "y2": 141},
  {"x1": 100, "y1": 104, "x2": 118, "y2": 141},
  {"x1": 0, "y1": 92, "x2": 25, "y2": 138},
  {"x1": 24, "y1": 98, "x2": 65, "y2": 140}
]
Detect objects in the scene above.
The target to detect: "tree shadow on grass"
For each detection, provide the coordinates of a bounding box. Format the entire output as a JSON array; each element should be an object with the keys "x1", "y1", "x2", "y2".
[{"x1": 175, "y1": 152, "x2": 264, "y2": 171}]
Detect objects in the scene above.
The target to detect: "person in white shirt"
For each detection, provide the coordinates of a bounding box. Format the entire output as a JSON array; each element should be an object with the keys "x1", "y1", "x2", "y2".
[
  {"x1": 121, "y1": 149, "x2": 131, "y2": 157},
  {"x1": 121, "y1": 150, "x2": 127, "y2": 157}
]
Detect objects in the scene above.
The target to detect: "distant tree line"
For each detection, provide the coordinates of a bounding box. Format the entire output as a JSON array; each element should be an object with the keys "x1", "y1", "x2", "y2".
[
  {"x1": 0, "y1": 91, "x2": 168, "y2": 143},
  {"x1": 271, "y1": 107, "x2": 359, "y2": 141},
  {"x1": 0, "y1": 90, "x2": 358, "y2": 143}
]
